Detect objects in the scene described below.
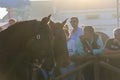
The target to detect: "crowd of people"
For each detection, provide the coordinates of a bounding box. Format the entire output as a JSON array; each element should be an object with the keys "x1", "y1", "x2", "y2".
[
  {"x1": 65, "y1": 17, "x2": 120, "y2": 57},
  {"x1": 63, "y1": 17, "x2": 120, "y2": 80},
  {"x1": 64, "y1": 17, "x2": 104, "y2": 57}
]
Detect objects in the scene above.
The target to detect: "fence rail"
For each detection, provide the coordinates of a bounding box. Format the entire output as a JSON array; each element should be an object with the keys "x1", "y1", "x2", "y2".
[{"x1": 54, "y1": 54, "x2": 120, "y2": 80}]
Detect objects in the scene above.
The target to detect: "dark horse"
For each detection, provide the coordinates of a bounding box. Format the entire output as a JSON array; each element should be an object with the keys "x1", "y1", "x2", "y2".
[
  {"x1": 0, "y1": 15, "x2": 70, "y2": 80},
  {"x1": 0, "y1": 15, "x2": 55, "y2": 80},
  {"x1": 50, "y1": 20, "x2": 70, "y2": 66},
  {"x1": 50, "y1": 19, "x2": 71, "y2": 77}
]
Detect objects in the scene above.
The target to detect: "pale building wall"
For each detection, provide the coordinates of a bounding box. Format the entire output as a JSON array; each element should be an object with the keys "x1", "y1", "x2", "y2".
[{"x1": 53, "y1": 9, "x2": 117, "y2": 38}]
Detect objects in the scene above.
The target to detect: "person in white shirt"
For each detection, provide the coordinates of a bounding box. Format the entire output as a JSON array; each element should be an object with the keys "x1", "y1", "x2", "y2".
[
  {"x1": 65, "y1": 25, "x2": 76, "y2": 56},
  {"x1": 70, "y1": 17, "x2": 83, "y2": 50}
]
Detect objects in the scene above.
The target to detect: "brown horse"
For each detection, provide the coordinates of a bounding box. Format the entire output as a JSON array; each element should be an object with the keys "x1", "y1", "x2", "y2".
[
  {"x1": 0, "y1": 15, "x2": 71, "y2": 80},
  {"x1": 50, "y1": 19, "x2": 73, "y2": 79},
  {"x1": 0, "y1": 15, "x2": 55, "y2": 80}
]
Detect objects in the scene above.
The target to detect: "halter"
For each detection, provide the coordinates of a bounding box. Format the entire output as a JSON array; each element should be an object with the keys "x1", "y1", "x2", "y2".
[{"x1": 32, "y1": 21, "x2": 56, "y2": 67}]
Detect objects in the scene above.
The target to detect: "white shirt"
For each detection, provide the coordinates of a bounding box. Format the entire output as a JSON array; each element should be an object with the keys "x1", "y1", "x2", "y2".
[{"x1": 67, "y1": 39, "x2": 76, "y2": 56}]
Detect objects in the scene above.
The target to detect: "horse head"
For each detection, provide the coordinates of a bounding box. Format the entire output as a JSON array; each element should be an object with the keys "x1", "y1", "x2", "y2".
[{"x1": 50, "y1": 19, "x2": 71, "y2": 67}]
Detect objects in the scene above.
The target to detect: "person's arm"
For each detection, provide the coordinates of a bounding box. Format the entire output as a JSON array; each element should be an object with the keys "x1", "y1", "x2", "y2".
[{"x1": 93, "y1": 37, "x2": 104, "y2": 55}]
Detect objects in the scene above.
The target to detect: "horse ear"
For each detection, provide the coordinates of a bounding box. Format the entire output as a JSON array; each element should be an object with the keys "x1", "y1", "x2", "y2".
[
  {"x1": 62, "y1": 18, "x2": 68, "y2": 26},
  {"x1": 41, "y1": 14, "x2": 51, "y2": 24},
  {"x1": 48, "y1": 14, "x2": 51, "y2": 20}
]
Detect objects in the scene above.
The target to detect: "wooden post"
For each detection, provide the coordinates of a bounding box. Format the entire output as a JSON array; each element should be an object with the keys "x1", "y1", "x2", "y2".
[{"x1": 94, "y1": 58, "x2": 100, "y2": 80}]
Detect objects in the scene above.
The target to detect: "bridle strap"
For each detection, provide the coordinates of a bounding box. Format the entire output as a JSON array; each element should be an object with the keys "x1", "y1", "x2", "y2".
[{"x1": 49, "y1": 25, "x2": 56, "y2": 67}]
